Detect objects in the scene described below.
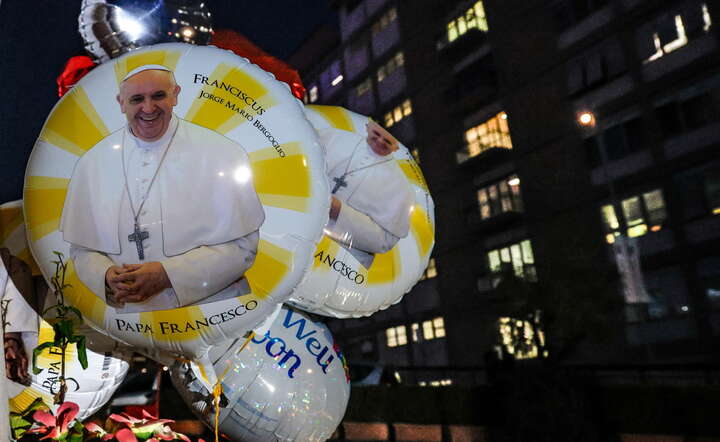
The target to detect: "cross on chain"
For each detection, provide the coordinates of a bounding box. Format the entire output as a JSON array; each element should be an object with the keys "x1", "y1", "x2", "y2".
[
  {"x1": 332, "y1": 175, "x2": 348, "y2": 194},
  {"x1": 128, "y1": 223, "x2": 149, "y2": 260}
]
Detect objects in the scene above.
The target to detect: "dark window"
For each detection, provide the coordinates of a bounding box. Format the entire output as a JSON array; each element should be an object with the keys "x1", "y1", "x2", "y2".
[
  {"x1": 584, "y1": 137, "x2": 601, "y2": 168},
  {"x1": 655, "y1": 101, "x2": 682, "y2": 139},
  {"x1": 602, "y1": 124, "x2": 627, "y2": 161},
  {"x1": 553, "y1": 0, "x2": 608, "y2": 31},
  {"x1": 655, "y1": 89, "x2": 720, "y2": 138},
  {"x1": 682, "y1": 93, "x2": 720, "y2": 130}
]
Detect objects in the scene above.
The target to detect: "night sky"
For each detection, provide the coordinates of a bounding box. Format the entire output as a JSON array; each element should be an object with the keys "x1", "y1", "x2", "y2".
[{"x1": 0, "y1": 0, "x2": 335, "y2": 203}]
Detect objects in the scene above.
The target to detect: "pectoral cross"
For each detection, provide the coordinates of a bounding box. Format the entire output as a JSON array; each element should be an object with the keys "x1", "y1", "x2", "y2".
[
  {"x1": 332, "y1": 175, "x2": 348, "y2": 194},
  {"x1": 128, "y1": 223, "x2": 149, "y2": 260}
]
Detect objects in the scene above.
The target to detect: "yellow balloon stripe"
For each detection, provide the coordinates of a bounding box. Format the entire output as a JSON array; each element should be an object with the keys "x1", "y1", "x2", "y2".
[
  {"x1": 9, "y1": 388, "x2": 52, "y2": 413},
  {"x1": 0, "y1": 205, "x2": 24, "y2": 245},
  {"x1": 39, "y1": 87, "x2": 109, "y2": 157},
  {"x1": 307, "y1": 105, "x2": 354, "y2": 132},
  {"x1": 245, "y1": 240, "x2": 292, "y2": 298},
  {"x1": 65, "y1": 260, "x2": 106, "y2": 327},
  {"x1": 397, "y1": 159, "x2": 429, "y2": 192},
  {"x1": 35, "y1": 320, "x2": 78, "y2": 367},
  {"x1": 24, "y1": 177, "x2": 69, "y2": 242},
  {"x1": 366, "y1": 247, "x2": 400, "y2": 285},
  {"x1": 184, "y1": 62, "x2": 278, "y2": 135},
  {"x1": 17, "y1": 249, "x2": 41, "y2": 276},
  {"x1": 248, "y1": 143, "x2": 310, "y2": 212},
  {"x1": 139, "y1": 305, "x2": 208, "y2": 342},
  {"x1": 0, "y1": 203, "x2": 41, "y2": 275},
  {"x1": 114, "y1": 49, "x2": 182, "y2": 84},
  {"x1": 312, "y1": 236, "x2": 340, "y2": 273},
  {"x1": 248, "y1": 141, "x2": 304, "y2": 162},
  {"x1": 409, "y1": 205, "x2": 434, "y2": 257}
]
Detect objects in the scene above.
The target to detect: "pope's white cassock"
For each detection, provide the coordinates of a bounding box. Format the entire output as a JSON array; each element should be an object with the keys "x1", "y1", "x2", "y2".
[
  {"x1": 60, "y1": 115, "x2": 265, "y2": 313},
  {"x1": 322, "y1": 128, "x2": 414, "y2": 267}
]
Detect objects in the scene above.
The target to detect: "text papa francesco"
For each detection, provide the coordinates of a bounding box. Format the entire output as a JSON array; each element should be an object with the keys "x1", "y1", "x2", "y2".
[{"x1": 114, "y1": 301, "x2": 258, "y2": 335}]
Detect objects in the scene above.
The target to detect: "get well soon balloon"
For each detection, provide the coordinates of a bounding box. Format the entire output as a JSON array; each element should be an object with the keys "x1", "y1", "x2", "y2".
[
  {"x1": 289, "y1": 106, "x2": 435, "y2": 318},
  {"x1": 23, "y1": 43, "x2": 328, "y2": 385},
  {"x1": 171, "y1": 305, "x2": 350, "y2": 442}
]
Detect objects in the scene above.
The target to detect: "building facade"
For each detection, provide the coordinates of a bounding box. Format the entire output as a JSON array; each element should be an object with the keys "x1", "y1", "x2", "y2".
[{"x1": 291, "y1": 0, "x2": 720, "y2": 384}]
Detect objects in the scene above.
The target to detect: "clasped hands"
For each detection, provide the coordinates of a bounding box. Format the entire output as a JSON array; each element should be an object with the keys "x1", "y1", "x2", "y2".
[{"x1": 105, "y1": 262, "x2": 171, "y2": 304}]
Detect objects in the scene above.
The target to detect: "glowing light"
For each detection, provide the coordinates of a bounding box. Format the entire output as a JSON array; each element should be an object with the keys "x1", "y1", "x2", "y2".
[
  {"x1": 712, "y1": 207, "x2": 720, "y2": 215},
  {"x1": 703, "y1": 4, "x2": 712, "y2": 31},
  {"x1": 218, "y1": 171, "x2": 225, "y2": 177},
  {"x1": 141, "y1": 367, "x2": 148, "y2": 374},
  {"x1": 162, "y1": 366, "x2": 169, "y2": 371},
  {"x1": 578, "y1": 111, "x2": 595, "y2": 127},
  {"x1": 113, "y1": 144, "x2": 121, "y2": 150},
  {"x1": 116, "y1": 8, "x2": 144, "y2": 40},
  {"x1": 508, "y1": 177, "x2": 520, "y2": 186},
  {"x1": 681, "y1": 305, "x2": 689, "y2": 312},
  {"x1": 500, "y1": 112, "x2": 508, "y2": 120},
  {"x1": 331, "y1": 75, "x2": 344, "y2": 86},
  {"x1": 234, "y1": 166, "x2": 251, "y2": 184},
  {"x1": 650, "y1": 225, "x2": 662, "y2": 232}
]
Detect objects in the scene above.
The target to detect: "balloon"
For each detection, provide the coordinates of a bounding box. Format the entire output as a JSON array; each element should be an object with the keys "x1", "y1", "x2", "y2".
[
  {"x1": 211, "y1": 29, "x2": 306, "y2": 100},
  {"x1": 7, "y1": 321, "x2": 130, "y2": 421},
  {"x1": 24, "y1": 43, "x2": 329, "y2": 388},
  {"x1": 79, "y1": 0, "x2": 213, "y2": 63},
  {"x1": 288, "y1": 105, "x2": 436, "y2": 318},
  {"x1": 171, "y1": 306, "x2": 350, "y2": 442},
  {"x1": 1, "y1": 201, "x2": 131, "y2": 420}
]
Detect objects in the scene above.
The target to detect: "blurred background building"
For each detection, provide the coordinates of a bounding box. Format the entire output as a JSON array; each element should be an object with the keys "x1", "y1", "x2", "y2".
[{"x1": 290, "y1": 0, "x2": 720, "y2": 387}]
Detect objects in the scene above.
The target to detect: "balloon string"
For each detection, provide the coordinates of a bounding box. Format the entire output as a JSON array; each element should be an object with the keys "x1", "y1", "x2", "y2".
[
  {"x1": 212, "y1": 331, "x2": 256, "y2": 442},
  {"x1": 213, "y1": 383, "x2": 222, "y2": 442}
]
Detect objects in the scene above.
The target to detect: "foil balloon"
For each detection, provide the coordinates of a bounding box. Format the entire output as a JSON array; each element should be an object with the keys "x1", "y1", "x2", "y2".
[
  {"x1": 288, "y1": 105, "x2": 436, "y2": 318},
  {"x1": 1, "y1": 201, "x2": 131, "y2": 420},
  {"x1": 24, "y1": 43, "x2": 329, "y2": 389},
  {"x1": 171, "y1": 305, "x2": 350, "y2": 442},
  {"x1": 7, "y1": 323, "x2": 130, "y2": 421},
  {"x1": 79, "y1": 0, "x2": 213, "y2": 63}
]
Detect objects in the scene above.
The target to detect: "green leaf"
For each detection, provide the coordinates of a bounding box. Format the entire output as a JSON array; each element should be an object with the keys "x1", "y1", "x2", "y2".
[
  {"x1": 32, "y1": 342, "x2": 56, "y2": 374},
  {"x1": 65, "y1": 305, "x2": 83, "y2": 320},
  {"x1": 75, "y1": 335, "x2": 88, "y2": 369}
]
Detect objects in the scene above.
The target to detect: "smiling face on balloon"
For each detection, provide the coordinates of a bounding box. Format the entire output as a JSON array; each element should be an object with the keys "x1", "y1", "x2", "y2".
[
  {"x1": 366, "y1": 121, "x2": 399, "y2": 157},
  {"x1": 116, "y1": 69, "x2": 181, "y2": 141}
]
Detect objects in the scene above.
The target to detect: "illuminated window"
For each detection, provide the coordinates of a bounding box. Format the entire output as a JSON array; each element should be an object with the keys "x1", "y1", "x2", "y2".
[
  {"x1": 377, "y1": 52, "x2": 404, "y2": 82},
  {"x1": 386, "y1": 325, "x2": 407, "y2": 347},
  {"x1": 372, "y1": 7, "x2": 398, "y2": 35},
  {"x1": 410, "y1": 317, "x2": 446, "y2": 342},
  {"x1": 411, "y1": 323, "x2": 420, "y2": 342},
  {"x1": 447, "y1": 1, "x2": 488, "y2": 43},
  {"x1": 644, "y1": 3, "x2": 712, "y2": 63},
  {"x1": 355, "y1": 78, "x2": 372, "y2": 97},
  {"x1": 384, "y1": 99, "x2": 412, "y2": 127},
  {"x1": 461, "y1": 111, "x2": 512, "y2": 162},
  {"x1": 425, "y1": 317, "x2": 446, "y2": 340},
  {"x1": 420, "y1": 257, "x2": 437, "y2": 280},
  {"x1": 498, "y1": 314, "x2": 547, "y2": 360},
  {"x1": 487, "y1": 240, "x2": 536, "y2": 281},
  {"x1": 601, "y1": 189, "x2": 667, "y2": 243},
  {"x1": 308, "y1": 85, "x2": 318, "y2": 103},
  {"x1": 477, "y1": 175, "x2": 523, "y2": 220}
]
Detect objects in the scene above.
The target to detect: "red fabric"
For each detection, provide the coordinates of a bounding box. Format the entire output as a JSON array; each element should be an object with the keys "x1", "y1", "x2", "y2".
[
  {"x1": 211, "y1": 29, "x2": 306, "y2": 100},
  {"x1": 57, "y1": 55, "x2": 96, "y2": 97}
]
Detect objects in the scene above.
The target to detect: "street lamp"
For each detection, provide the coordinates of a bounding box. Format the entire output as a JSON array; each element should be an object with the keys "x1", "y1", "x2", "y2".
[{"x1": 577, "y1": 110, "x2": 596, "y2": 128}]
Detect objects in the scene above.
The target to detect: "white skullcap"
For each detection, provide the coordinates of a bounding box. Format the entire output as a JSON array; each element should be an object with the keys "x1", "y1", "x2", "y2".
[{"x1": 122, "y1": 64, "x2": 172, "y2": 82}]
